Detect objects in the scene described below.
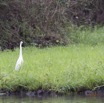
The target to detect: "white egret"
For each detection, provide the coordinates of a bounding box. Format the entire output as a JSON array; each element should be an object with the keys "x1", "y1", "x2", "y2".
[{"x1": 15, "y1": 41, "x2": 23, "y2": 70}]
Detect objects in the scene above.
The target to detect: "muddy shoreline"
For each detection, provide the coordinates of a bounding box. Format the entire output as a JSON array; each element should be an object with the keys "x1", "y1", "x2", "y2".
[
  {"x1": 0, "y1": 85, "x2": 104, "y2": 97},
  {"x1": 0, "y1": 89, "x2": 64, "y2": 97}
]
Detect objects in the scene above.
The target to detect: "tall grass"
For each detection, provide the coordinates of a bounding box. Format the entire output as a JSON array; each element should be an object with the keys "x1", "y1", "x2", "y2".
[
  {"x1": 67, "y1": 26, "x2": 104, "y2": 45},
  {"x1": 0, "y1": 44, "x2": 104, "y2": 92}
]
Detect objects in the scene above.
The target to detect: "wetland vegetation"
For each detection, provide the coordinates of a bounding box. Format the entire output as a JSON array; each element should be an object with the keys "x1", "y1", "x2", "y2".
[
  {"x1": 0, "y1": 43, "x2": 104, "y2": 94},
  {"x1": 0, "y1": 0, "x2": 104, "y2": 96}
]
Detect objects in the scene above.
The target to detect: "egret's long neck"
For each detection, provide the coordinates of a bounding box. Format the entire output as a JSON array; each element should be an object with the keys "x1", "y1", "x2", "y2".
[{"x1": 19, "y1": 43, "x2": 22, "y2": 57}]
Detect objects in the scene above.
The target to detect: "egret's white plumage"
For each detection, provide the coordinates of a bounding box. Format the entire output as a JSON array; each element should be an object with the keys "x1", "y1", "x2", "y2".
[{"x1": 15, "y1": 41, "x2": 23, "y2": 70}]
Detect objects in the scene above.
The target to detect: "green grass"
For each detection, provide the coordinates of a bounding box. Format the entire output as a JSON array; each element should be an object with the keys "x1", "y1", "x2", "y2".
[
  {"x1": 67, "y1": 26, "x2": 104, "y2": 45},
  {"x1": 0, "y1": 44, "x2": 104, "y2": 92}
]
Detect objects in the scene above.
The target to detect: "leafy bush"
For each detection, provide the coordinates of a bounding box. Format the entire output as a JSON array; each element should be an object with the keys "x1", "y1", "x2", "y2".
[
  {"x1": 66, "y1": 0, "x2": 104, "y2": 25},
  {"x1": 0, "y1": 0, "x2": 104, "y2": 50}
]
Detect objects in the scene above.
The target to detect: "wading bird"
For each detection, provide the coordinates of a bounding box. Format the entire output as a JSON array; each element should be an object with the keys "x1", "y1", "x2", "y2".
[{"x1": 15, "y1": 41, "x2": 23, "y2": 70}]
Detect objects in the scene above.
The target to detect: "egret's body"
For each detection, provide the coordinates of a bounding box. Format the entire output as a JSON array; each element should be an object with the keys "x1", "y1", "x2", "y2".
[{"x1": 15, "y1": 41, "x2": 23, "y2": 70}]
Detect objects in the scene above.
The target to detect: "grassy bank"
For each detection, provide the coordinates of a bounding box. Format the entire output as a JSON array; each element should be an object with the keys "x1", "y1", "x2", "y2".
[{"x1": 0, "y1": 44, "x2": 104, "y2": 93}]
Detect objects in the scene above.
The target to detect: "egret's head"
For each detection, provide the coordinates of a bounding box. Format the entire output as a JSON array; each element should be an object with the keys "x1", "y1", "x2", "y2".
[{"x1": 20, "y1": 41, "x2": 23, "y2": 45}]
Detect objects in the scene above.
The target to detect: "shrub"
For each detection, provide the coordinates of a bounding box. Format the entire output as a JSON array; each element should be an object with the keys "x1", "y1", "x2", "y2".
[
  {"x1": 66, "y1": 0, "x2": 104, "y2": 25},
  {"x1": 0, "y1": 0, "x2": 104, "y2": 50}
]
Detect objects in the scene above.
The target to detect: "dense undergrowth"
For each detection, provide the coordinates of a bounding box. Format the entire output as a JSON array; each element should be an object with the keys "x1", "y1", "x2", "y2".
[{"x1": 0, "y1": 0, "x2": 104, "y2": 50}]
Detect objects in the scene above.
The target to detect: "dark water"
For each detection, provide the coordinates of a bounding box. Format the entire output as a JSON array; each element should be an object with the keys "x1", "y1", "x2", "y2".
[{"x1": 0, "y1": 95, "x2": 104, "y2": 103}]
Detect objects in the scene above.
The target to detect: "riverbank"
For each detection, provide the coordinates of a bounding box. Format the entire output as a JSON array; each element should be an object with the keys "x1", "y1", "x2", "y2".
[{"x1": 0, "y1": 44, "x2": 104, "y2": 95}]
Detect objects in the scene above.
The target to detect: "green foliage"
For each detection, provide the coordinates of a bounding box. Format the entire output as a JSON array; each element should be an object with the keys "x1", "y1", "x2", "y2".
[
  {"x1": 0, "y1": 44, "x2": 104, "y2": 92},
  {"x1": 66, "y1": 26, "x2": 104, "y2": 45}
]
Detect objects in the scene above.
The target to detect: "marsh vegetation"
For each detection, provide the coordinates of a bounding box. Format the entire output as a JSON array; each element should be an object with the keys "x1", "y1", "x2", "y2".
[
  {"x1": 0, "y1": 43, "x2": 104, "y2": 93},
  {"x1": 0, "y1": 0, "x2": 104, "y2": 95}
]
